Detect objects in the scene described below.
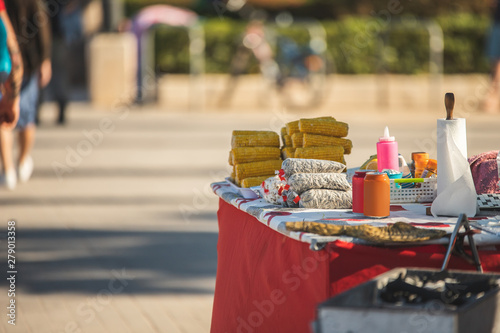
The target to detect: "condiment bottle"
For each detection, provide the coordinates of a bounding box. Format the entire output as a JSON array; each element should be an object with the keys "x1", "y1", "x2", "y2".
[
  {"x1": 398, "y1": 155, "x2": 414, "y2": 188},
  {"x1": 377, "y1": 126, "x2": 399, "y2": 172},
  {"x1": 421, "y1": 159, "x2": 437, "y2": 178},
  {"x1": 363, "y1": 172, "x2": 390, "y2": 218},
  {"x1": 352, "y1": 170, "x2": 371, "y2": 214},
  {"x1": 412, "y1": 152, "x2": 429, "y2": 178}
]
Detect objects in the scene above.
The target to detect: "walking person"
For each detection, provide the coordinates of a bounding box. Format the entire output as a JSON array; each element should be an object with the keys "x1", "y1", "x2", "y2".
[
  {"x1": 0, "y1": 0, "x2": 22, "y2": 130},
  {"x1": 0, "y1": 0, "x2": 51, "y2": 189}
]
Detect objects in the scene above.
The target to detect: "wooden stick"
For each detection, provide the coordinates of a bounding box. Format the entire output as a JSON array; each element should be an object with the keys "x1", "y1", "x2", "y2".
[{"x1": 445, "y1": 92, "x2": 455, "y2": 120}]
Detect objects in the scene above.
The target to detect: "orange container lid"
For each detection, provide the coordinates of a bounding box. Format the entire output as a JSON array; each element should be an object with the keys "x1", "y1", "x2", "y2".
[
  {"x1": 365, "y1": 172, "x2": 389, "y2": 181},
  {"x1": 412, "y1": 152, "x2": 429, "y2": 162}
]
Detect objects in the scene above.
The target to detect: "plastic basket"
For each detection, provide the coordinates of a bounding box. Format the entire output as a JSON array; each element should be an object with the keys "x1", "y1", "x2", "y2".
[{"x1": 390, "y1": 178, "x2": 437, "y2": 203}]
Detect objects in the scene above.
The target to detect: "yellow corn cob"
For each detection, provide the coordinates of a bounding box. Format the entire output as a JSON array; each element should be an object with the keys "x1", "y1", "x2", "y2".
[
  {"x1": 299, "y1": 118, "x2": 349, "y2": 138},
  {"x1": 294, "y1": 146, "x2": 345, "y2": 164},
  {"x1": 302, "y1": 133, "x2": 353, "y2": 154},
  {"x1": 283, "y1": 135, "x2": 292, "y2": 147},
  {"x1": 229, "y1": 151, "x2": 234, "y2": 166},
  {"x1": 291, "y1": 133, "x2": 304, "y2": 148},
  {"x1": 241, "y1": 175, "x2": 274, "y2": 188},
  {"x1": 281, "y1": 127, "x2": 287, "y2": 138},
  {"x1": 235, "y1": 159, "x2": 282, "y2": 180},
  {"x1": 286, "y1": 120, "x2": 300, "y2": 136},
  {"x1": 231, "y1": 133, "x2": 280, "y2": 148},
  {"x1": 231, "y1": 147, "x2": 281, "y2": 164},
  {"x1": 281, "y1": 147, "x2": 296, "y2": 160},
  {"x1": 232, "y1": 130, "x2": 277, "y2": 136}
]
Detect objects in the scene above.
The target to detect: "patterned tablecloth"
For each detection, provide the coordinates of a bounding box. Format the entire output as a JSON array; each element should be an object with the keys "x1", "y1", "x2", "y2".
[{"x1": 211, "y1": 180, "x2": 500, "y2": 249}]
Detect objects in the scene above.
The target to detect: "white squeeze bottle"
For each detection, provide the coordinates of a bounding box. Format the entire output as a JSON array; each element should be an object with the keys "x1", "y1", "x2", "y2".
[{"x1": 376, "y1": 126, "x2": 399, "y2": 172}]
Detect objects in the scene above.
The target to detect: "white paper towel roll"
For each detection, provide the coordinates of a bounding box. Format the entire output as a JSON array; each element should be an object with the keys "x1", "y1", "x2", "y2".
[{"x1": 431, "y1": 118, "x2": 477, "y2": 217}]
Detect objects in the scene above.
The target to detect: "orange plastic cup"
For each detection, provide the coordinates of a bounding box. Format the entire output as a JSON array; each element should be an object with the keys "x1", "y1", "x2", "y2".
[
  {"x1": 412, "y1": 152, "x2": 429, "y2": 178},
  {"x1": 363, "y1": 172, "x2": 390, "y2": 218}
]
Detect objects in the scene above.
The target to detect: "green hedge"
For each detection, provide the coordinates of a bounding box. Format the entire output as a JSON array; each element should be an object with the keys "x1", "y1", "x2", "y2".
[{"x1": 153, "y1": 13, "x2": 492, "y2": 74}]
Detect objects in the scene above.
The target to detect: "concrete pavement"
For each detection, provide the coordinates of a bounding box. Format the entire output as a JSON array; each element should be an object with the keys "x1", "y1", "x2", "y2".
[{"x1": 1, "y1": 74, "x2": 500, "y2": 332}]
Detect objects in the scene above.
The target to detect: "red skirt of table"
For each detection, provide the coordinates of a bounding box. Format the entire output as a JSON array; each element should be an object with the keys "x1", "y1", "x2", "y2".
[{"x1": 211, "y1": 198, "x2": 500, "y2": 333}]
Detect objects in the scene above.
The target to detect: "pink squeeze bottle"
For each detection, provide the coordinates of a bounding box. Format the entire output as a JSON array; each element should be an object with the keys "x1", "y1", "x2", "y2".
[{"x1": 377, "y1": 126, "x2": 399, "y2": 172}]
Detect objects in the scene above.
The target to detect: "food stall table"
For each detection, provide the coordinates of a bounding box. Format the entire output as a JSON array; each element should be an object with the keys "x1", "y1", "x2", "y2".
[{"x1": 210, "y1": 181, "x2": 500, "y2": 333}]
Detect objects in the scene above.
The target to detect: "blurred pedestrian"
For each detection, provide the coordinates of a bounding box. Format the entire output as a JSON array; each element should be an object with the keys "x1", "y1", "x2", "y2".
[
  {"x1": 483, "y1": 0, "x2": 500, "y2": 113},
  {"x1": 40, "y1": 0, "x2": 74, "y2": 125},
  {"x1": 0, "y1": 0, "x2": 22, "y2": 129},
  {"x1": 0, "y1": 0, "x2": 51, "y2": 190}
]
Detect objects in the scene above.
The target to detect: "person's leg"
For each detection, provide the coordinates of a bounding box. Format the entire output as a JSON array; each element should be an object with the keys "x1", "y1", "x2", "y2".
[
  {"x1": 0, "y1": 128, "x2": 14, "y2": 172},
  {"x1": 17, "y1": 124, "x2": 34, "y2": 183},
  {"x1": 16, "y1": 74, "x2": 38, "y2": 183},
  {"x1": 50, "y1": 38, "x2": 69, "y2": 125},
  {"x1": 18, "y1": 124, "x2": 35, "y2": 165},
  {"x1": 0, "y1": 128, "x2": 16, "y2": 189}
]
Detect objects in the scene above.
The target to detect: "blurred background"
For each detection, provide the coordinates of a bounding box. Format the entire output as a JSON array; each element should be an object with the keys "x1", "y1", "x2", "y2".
[{"x1": 66, "y1": 0, "x2": 495, "y2": 111}]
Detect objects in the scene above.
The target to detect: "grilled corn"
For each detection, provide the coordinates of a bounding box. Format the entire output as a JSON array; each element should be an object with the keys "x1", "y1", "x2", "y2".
[
  {"x1": 231, "y1": 147, "x2": 281, "y2": 164},
  {"x1": 294, "y1": 146, "x2": 345, "y2": 164},
  {"x1": 235, "y1": 159, "x2": 282, "y2": 180},
  {"x1": 241, "y1": 175, "x2": 274, "y2": 188},
  {"x1": 291, "y1": 132, "x2": 304, "y2": 148},
  {"x1": 299, "y1": 118, "x2": 348, "y2": 138},
  {"x1": 302, "y1": 133, "x2": 353, "y2": 154},
  {"x1": 231, "y1": 133, "x2": 280, "y2": 148}
]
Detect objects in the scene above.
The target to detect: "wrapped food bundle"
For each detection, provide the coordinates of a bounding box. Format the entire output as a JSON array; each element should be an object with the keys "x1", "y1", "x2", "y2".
[
  {"x1": 282, "y1": 189, "x2": 300, "y2": 208},
  {"x1": 280, "y1": 116, "x2": 353, "y2": 165},
  {"x1": 299, "y1": 189, "x2": 352, "y2": 209},
  {"x1": 229, "y1": 130, "x2": 282, "y2": 188},
  {"x1": 277, "y1": 158, "x2": 352, "y2": 209},
  {"x1": 261, "y1": 176, "x2": 287, "y2": 205},
  {"x1": 287, "y1": 173, "x2": 351, "y2": 194},
  {"x1": 281, "y1": 158, "x2": 345, "y2": 178}
]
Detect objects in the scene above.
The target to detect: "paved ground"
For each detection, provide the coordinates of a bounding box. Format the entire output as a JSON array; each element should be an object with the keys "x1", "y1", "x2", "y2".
[{"x1": 1, "y1": 74, "x2": 500, "y2": 333}]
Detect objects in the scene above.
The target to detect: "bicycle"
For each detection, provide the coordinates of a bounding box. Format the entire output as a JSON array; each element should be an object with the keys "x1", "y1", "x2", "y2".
[{"x1": 219, "y1": 11, "x2": 332, "y2": 110}]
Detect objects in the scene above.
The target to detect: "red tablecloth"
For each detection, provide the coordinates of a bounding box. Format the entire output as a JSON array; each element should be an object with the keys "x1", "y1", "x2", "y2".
[{"x1": 211, "y1": 198, "x2": 500, "y2": 333}]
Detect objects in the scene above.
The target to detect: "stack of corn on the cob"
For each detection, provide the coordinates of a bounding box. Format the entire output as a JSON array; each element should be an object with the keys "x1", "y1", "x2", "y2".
[
  {"x1": 280, "y1": 117, "x2": 352, "y2": 165},
  {"x1": 229, "y1": 130, "x2": 282, "y2": 188}
]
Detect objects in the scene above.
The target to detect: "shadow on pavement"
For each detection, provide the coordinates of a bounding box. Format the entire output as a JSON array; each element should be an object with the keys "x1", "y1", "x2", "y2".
[{"x1": 0, "y1": 229, "x2": 218, "y2": 295}]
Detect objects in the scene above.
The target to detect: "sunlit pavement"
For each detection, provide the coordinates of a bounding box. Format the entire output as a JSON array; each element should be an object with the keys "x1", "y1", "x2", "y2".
[{"x1": 1, "y1": 74, "x2": 500, "y2": 332}]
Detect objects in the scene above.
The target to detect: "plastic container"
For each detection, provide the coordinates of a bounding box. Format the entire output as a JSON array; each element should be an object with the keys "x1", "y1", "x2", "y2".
[
  {"x1": 389, "y1": 177, "x2": 437, "y2": 203},
  {"x1": 363, "y1": 172, "x2": 390, "y2": 218},
  {"x1": 398, "y1": 154, "x2": 410, "y2": 175},
  {"x1": 412, "y1": 152, "x2": 429, "y2": 178},
  {"x1": 352, "y1": 170, "x2": 371, "y2": 214},
  {"x1": 421, "y1": 159, "x2": 437, "y2": 178},
  {"x1": 398, "y1": 155, "x2": 413, "y2": 188},
  {"x1": 377, "y1": 127, "x2": 399, "y2": 172},
  {"x1": 383, "y1": 169, "x2": 403, "y2": 188}
]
